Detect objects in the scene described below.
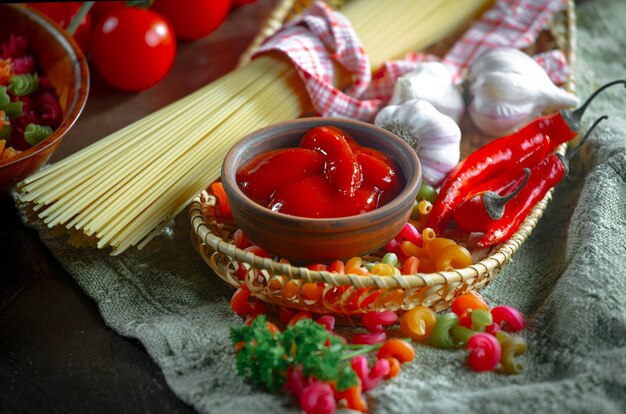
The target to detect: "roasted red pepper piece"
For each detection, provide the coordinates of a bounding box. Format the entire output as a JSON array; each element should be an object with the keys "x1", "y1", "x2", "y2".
[
  {"x1": 354, "y1": 146, "x2": 396, "y2": 168},
  {"x1": 268, "y1": 175, "x2": 336, "y2": 217},
  {"x1": 236, "y1": 148, "x2": 324, "y2": 205},
  {"x1": 301, "y1": 126, "x2": 361, "y2": 196},
  {"x1": 268, "y1": 175, "x2": 379, "y2": 218},
  {"x1": 236, "y1": 126, "x2": 405, "y2": 219},
  {"x1": 428, "y1": 80, "x2": 626, "y2": 235},
  {"x1": 356, "y1": 151, "x2": 397, "y2": 191},
  {"x1": 337, "y1": 187, "x2": 380, "y2": 216},
  {"x1": 476, "y1": 115, "x2": 607, "y2": 247}
]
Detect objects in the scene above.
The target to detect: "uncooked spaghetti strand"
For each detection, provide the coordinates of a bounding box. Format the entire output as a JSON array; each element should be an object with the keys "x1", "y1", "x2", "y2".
[
  {"x1": 87, "y1": 60, "x2": 296, "y2": 241},
  {"x1": 21, "y1": 57, "x2": 277, "y2": 198},
  {"x1": 353, "y1": 0, "x2": 444, "y2": 62},
  {"x1": 127, "y1": 66, "x2": 306, "y2": 249},
  {"x1": 69, "y1": 59, "x2": 292, "y2": 234},
  {"x1": 93, "y1": 63, "x2": 297, "y2": 243},
  {"x1": 344, "y1": 0, "x2": 493, "y2": 68},
  {"x1": 40, "y1": 59, "x2": 281, "y2": 226},
  {"x1": 22, "y1": 59, "x2": 276, "y2": 203},
  {"x1": 21, "y1": 76, "x2": 220, "y2": 188},
  {"x1": 112, "y1": 66, "x2": 306, "y2": 252}
]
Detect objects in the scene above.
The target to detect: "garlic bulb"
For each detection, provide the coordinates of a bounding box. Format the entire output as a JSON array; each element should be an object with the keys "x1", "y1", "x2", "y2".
[
  {"x1": 468, "y1": 47, "x2": 579, "y2": 137},
  {"x1": 375, "y1": 99, "x2": 461, "y2": 187},
  {"x1": 390, "y1": 61, "x2": 465, "y2": 123}
]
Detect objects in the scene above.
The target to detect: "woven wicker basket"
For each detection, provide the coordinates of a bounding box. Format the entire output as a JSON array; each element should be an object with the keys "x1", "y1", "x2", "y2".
[{"x1": 190, "y1": 0, "x2": 576, "y2": 318}]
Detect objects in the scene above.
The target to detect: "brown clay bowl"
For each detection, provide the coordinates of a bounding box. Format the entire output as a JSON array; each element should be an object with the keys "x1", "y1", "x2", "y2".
[
  {"x1": 0, "y1": 3, "x2": 89, "y2": 192},
  {"x1": 221, "y1": 118, "x2": 422, "y2": 263}
]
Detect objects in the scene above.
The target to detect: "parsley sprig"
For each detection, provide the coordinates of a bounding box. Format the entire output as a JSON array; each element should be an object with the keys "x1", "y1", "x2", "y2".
[{"x1": 230, "y1": 316, "x2": 380, "y2": 392}]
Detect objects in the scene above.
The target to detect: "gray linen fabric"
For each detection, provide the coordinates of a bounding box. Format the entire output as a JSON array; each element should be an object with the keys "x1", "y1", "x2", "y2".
[{"x1": 28, "y1": 0, "x2": 626, "y2": 412}]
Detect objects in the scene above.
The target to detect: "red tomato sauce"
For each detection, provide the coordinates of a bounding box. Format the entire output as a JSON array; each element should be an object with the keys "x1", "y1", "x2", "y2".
[{"x1": 236, "y1": 126, "x2": 405, "y2": 218}]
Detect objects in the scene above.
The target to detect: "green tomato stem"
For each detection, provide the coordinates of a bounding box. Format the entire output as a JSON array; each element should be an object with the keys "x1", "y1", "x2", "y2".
[
  {"x1": 126, "y1": 0, "x2": 155, "y2": 8},
  {"x1": 67, "y1": 2, "x2": 95, "y2": 36}
]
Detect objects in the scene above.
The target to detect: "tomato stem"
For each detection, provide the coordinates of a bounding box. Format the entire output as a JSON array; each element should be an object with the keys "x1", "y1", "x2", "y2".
[
  {"x1": 67, "y1": 2, "x2": 94, "y2": 36},
  {"x1": 126, "y1": 0, "x2": 155, "y2": 8}
]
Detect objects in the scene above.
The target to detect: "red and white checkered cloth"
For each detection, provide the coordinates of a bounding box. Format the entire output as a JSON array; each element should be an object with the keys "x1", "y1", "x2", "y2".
[{"x1": 253, "y1": 0, "x2": 570, "y2": 121}]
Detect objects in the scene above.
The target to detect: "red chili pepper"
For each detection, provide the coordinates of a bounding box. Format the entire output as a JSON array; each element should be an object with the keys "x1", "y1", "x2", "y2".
[
  {"x1": 476, "y1": 115, "x2": 607, "y2": 247},
  {"x1": 428, "y1": 80, "x2": 625, "y2": 235},
  {"x1": 453, "y1": 168, "x2": 531, "y2": 233},
  {"x1": 427, "y1": 118, "x2": 563, "y2": 234}
]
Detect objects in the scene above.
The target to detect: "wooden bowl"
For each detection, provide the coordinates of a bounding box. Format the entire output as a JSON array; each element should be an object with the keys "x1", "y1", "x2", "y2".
[
  {"x1": 0, "y1": 4, "x2": 89, "y2": 192},
  {"x1": 221, "y1": 117, "x2": 421, "y2": 263}
]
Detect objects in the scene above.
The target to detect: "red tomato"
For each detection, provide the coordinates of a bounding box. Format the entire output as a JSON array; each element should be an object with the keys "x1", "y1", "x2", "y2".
[
  {"x1": 90, "y1": 8, "x2": 176, "y2": 92},
  {"x1": 29, "y1": 2, "x2": 92, "y2": 54},
  {"x1": 151, "y1": 0, "x2": 231, "y2": 41},
  {"x1": 89, "y1": 1, "x2": 126, "y2": 25}
]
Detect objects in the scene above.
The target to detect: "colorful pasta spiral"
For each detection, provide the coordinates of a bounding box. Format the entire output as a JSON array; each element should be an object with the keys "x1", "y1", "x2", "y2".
[
  {"x1": 467, "y1": 333, "x2": 502, "y2": 372},
  {"x1": 0, "y1": 33, "x2": 63, "y2": 160},
  {"x1": 497, "y1": 332, "x2": 528, "y2": 374},
  {"x1": 469, "y1": 308, "x2": 493, "y2": 332},
  {"x1": 35, "y1": 92, "x2": 63, "y2": 129},
  {"x1": 0, "y1": 34, "x2": 28, "y2": 59},
  {"x1": 23, "y1": 123, "x2": 52, "y2": 146},
  {"x1": 10, "y1": 55, "x2": 35, "y2": 75},
  {"x1": 8, "y1": 73, "x2": 38, "y2": 96},
  {"x1": 399, "y1": 306, "x2": 437, "y2": 341},
  {"x1": 430, "y1": 313, "x2": 460, "y2": 349},
  {"x1": 0, "y1": 86, "x2": 23, "y2": 118}
]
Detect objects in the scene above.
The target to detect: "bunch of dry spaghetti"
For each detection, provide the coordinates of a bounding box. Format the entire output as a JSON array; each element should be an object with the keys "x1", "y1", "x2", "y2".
[{"x1": 19, "y1": 0, "x2": 492, "y2": 255}]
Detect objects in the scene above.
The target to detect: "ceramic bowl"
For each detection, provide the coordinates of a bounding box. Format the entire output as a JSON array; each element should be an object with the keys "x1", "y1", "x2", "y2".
[
  {"x1": 0, "y1": 4, "x2": 89, "y2": 192},
  {"x1": 221, "y1": 118, "x2": 421, "y2": 263}
]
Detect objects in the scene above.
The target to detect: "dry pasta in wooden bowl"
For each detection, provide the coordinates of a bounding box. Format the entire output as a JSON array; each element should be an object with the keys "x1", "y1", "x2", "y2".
[{"x1": 190, "y1": 0, "x2": 578, "y2": 319}]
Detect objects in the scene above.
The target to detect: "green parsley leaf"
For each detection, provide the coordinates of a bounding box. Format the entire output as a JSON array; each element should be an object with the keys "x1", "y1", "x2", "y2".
[{"x1": 230, "y1": 316, "x2": 359, "y2": 393}]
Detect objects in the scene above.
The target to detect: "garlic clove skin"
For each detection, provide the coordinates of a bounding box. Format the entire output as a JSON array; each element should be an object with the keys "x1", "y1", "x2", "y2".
[
  {"x1": 469, "y1": 47, "x2": 545, "y2": 78},
  {"x1": 389, "y1": 61, "x2": 465, "y2": 124},
  {"x1": 375, "y1": 99, "x2": 461, "y2": 187},
  {"x1": 467, "y1": 47, "x2": 579, "y2": 137}
]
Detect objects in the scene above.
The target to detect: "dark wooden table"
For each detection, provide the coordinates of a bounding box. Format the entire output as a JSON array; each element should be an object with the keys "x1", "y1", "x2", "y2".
[{"x1": 0, "y1": 2, "x2": 276, "y2": 412}]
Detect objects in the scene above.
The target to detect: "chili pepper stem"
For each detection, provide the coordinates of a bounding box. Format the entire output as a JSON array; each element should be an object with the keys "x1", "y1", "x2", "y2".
[
  {"x1": 482, "y1": 169, "x2": 531, "y2": 220},
  {"x1": 559, "y1": 114, "x2": 609, "y2": 174},
  {"x1": 561, "y1": 80, "x2": 625, "y2": 131}
]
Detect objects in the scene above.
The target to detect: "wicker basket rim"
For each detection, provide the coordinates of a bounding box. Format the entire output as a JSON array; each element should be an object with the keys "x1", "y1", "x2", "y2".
[{"x1": 190, "y1": 0, "x2": 576, "y2": 290}]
